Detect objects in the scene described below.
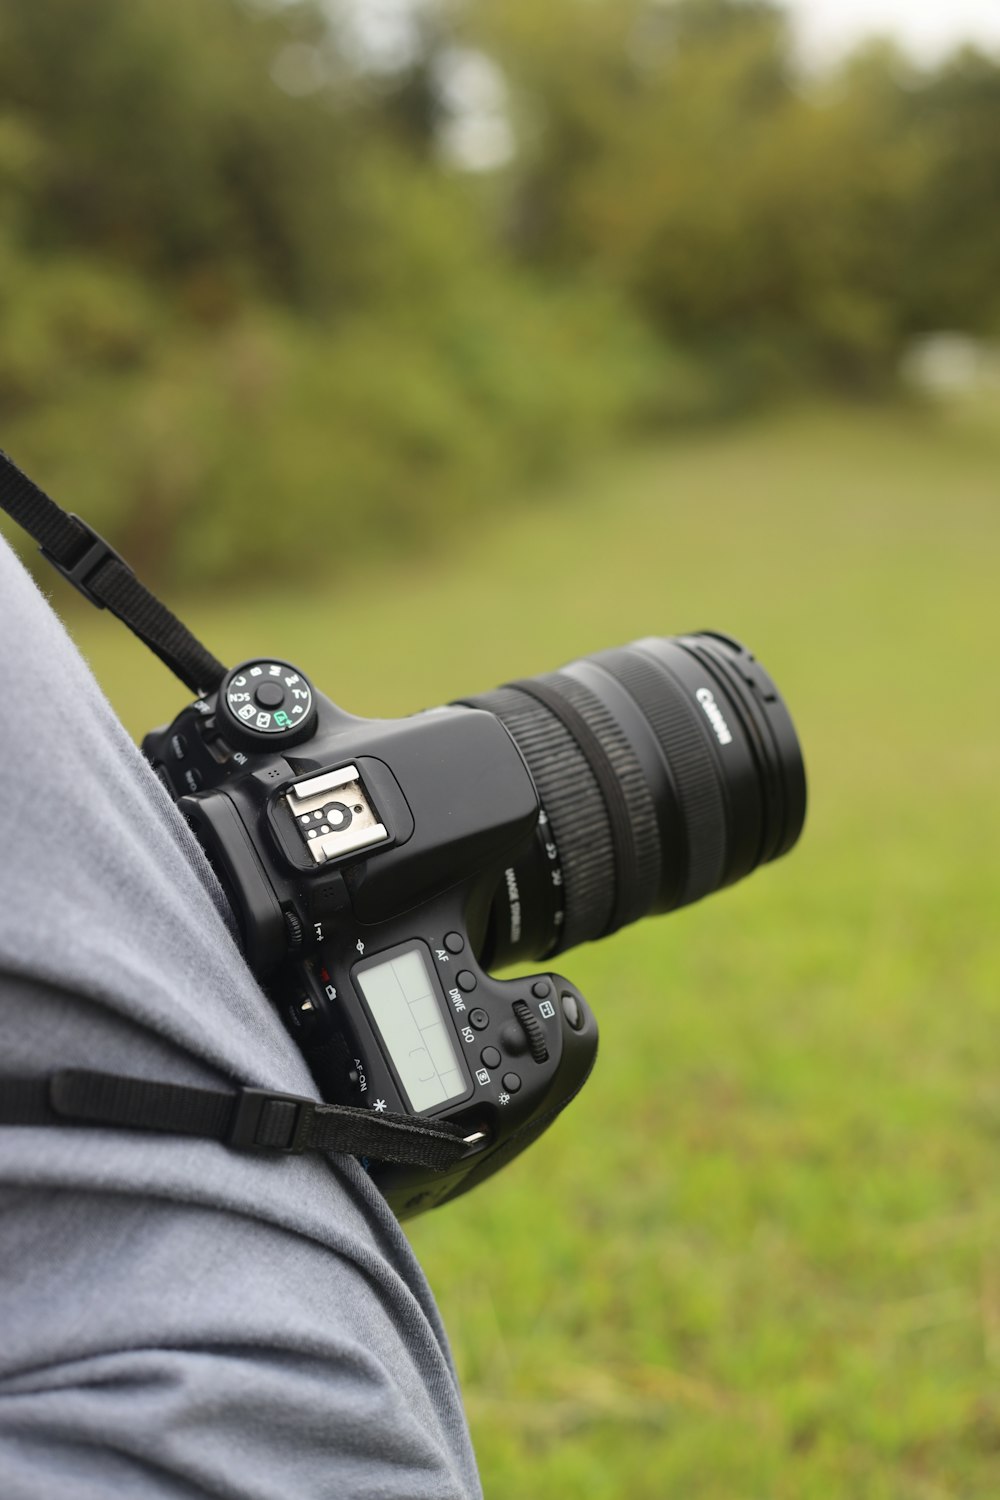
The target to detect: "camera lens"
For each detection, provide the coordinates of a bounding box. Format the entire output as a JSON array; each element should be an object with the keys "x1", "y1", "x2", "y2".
[{"x1": 464, "y1": 632, "x2": 806, "y2": 966}]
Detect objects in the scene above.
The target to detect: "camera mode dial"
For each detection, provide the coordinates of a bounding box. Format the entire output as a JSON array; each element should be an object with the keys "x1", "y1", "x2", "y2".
[{"x1": 218, "y1": 659, "x2": 317, "y2": 749}]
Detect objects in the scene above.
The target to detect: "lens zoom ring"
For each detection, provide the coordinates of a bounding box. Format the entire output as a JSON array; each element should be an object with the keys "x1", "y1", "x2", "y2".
[
  {"x1": 467, "y1": 686, "x2": 613, "y2": 950},
  {"x1": 596, "y1": 648, "x2": 728, "y2": 903},
  {"x1": 539, "y1": 671, "x2": 661, "y2": 929}
]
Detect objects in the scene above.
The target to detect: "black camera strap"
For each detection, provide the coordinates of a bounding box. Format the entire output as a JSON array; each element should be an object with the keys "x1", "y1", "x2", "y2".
[
  {"x1": 0, "y1": 448, "x2": 227, "y2": 696},
  {"x1": 0, "y1": 1069, "x2": 470, "y2": 1171}
]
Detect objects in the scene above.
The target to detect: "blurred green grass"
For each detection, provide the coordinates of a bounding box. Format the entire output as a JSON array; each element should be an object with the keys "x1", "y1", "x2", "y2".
[{"x1": 59, "y1": 401, "x2": 1000, "y2": 1497}]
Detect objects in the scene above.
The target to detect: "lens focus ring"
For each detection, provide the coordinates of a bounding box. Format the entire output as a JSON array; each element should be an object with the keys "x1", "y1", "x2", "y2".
[
  {"x1": 534, "y1": 670, "x2": 660, "y2": 930},
  {"x1": 594, "y1": 647, "x2": 729, "y2": 904},
  {"x1": 470, "y1": 685, "x2": 612, "y2": 949},
  {"x1": 469, "y1": 671, "x2": 661, "y2": 947}
]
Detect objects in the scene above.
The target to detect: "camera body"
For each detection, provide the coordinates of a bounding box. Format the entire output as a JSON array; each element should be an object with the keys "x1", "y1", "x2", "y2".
[
  {"x1": 144, "y1": 630, "x2": 806, "y2": 1219},
  {"x1": 144, "y1": 658, "x2": 598, "y2": 1218}
]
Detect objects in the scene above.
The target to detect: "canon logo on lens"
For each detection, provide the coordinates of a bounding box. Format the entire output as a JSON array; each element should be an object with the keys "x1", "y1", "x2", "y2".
[{"x1": 695, "y1": 686, "x2": 733, "y2": 746}]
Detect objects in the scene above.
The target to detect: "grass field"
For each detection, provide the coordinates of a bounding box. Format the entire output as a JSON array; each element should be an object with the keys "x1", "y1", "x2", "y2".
[{"x1": 60, "y1": 400, "x2": 1000, "y2": 1497}]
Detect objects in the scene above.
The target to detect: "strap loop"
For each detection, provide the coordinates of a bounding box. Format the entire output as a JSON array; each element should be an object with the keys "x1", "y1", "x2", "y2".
[
  {"x1": 0, "y1": 1070, "x2": 469, "y2": 1172},
  {"x1": 0, "y1": 448, "x2": 228, "y2": 696},
  {"x1": 40, "y1": 513, "x2": 128, "y2": 611},
  {"x1": 226, "y1": 1087, "x2": 315, "y2": 1153}
]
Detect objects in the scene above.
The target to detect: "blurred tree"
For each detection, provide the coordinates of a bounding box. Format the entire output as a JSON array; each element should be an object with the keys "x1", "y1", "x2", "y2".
[
  {"x1": 0, "y1": 0, "x2": 367, "y2": 312},
  {"x1": 893, "y1": 47, "x2": 1000, "y2": 336},
  {"x1": 462, "y1": 0, "x2": 941, "y2": 391},
  {"x1": 0, "y1": 0, "x2": 996, "y2": 582}
]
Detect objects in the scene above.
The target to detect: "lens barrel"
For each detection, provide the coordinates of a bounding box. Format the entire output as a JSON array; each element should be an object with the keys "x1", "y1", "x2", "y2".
[{"x1": 464, "y1": 632, "x2": 806, "y2": 966}]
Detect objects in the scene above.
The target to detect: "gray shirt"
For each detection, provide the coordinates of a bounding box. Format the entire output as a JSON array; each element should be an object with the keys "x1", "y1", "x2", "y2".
[{"x1": 0, "y1": 535, "x2": 482, "y2": 1499}]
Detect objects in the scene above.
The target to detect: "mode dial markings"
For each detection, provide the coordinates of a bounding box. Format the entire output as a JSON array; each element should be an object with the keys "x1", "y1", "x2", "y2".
[{"x1": 226, "y1": 662, "x2": 313, "y2": 734}]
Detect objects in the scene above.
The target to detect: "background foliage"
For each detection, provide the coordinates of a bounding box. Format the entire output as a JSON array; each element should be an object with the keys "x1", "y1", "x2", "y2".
[{"x1": 2, "y1": 0, "x2": 999, "y2": 580}]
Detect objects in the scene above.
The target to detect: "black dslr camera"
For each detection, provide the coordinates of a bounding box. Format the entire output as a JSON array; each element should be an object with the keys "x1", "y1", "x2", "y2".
[
  {"x1": 0, "y1": 442, "x2": 806, "y2": 1217},
  {"x1": 143, "y1": 632, "x2": 806, "y2": 1218}
]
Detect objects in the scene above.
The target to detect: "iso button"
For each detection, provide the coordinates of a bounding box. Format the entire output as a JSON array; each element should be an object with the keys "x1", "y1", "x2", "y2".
[{"x1": 218, "y1": 659, "x2": 318, "y2": 750}]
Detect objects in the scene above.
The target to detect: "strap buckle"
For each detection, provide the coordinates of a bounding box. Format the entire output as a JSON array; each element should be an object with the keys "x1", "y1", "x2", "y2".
[
  {"x1": 40, "y1": 514, "x2": 127, "y2": 610},
  {"x1": 227, "y1": 1087, "x2": 316, "y2": 1153}
]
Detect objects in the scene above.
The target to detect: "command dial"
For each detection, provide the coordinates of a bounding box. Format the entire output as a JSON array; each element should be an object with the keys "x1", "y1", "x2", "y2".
[{"x1": 218, "y1": 659, "x2": 317, "y2": 748}]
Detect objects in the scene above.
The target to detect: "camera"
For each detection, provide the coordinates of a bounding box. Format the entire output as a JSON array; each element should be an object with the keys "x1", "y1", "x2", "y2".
[{"x1": 143, "y1": 631, "x2": 806, "y2": 1219}]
